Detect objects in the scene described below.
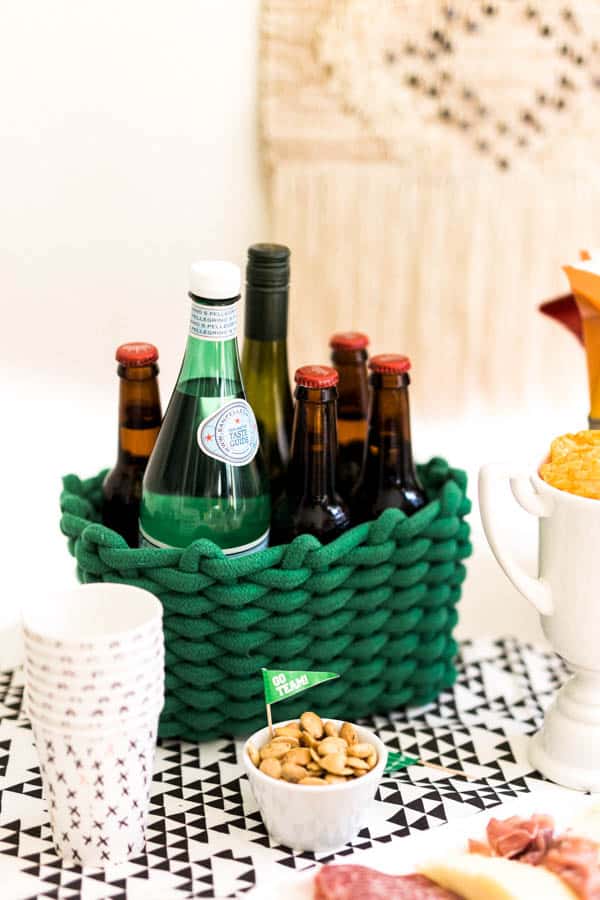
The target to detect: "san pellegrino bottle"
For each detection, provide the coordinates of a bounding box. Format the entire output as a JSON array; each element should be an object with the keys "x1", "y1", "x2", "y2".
[
  {"x1": 241, "y1": 243, "x2": 294, "y2": 500},
  {"x1": 140, "y1": 261, "x2": 271, "y2": 555}
]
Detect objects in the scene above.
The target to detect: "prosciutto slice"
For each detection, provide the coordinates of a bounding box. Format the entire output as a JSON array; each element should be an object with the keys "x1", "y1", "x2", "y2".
[
  {"x1": 544, "y1": 836, "x2": 600, "y2": 900},
  {"x1": 485, "y1": 814, "x2": 555, "y2": 863},
  {"x1": 314, "y1": 866, "x2": 463, "y2": 899},
  {"x1": 468, "y1": 813, "x2": 600, "y2": 899}
]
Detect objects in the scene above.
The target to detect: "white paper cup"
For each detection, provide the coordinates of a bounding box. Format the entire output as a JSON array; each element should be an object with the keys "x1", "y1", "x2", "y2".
[
  {"x1": 23, "y1": 623, "x2": 163, "y2": 668},
  {"x1": 25, "y1": 663, "x2": 163, "y2": 714},
  {"x1": 24, "y1": 642, "x2": 164, "y2": 688},
  {"x1": 26, "y1": 687, "x2": 164, "y2": 734},
  {"x1": 23, "y1": 583, "x2": 162, "y2": 653},
  {"x1": 25, "y1": 679, "x2": 164, "y2": 729},
  {"x1": 243, "y1": 719, "x2": 387, "y2": 853},
  {"x1": 32, "y1": 713, "x2": 158, "y2": 866},
  {"x1": 23, "y1": 631, "x2": 163, "y2": 669}
]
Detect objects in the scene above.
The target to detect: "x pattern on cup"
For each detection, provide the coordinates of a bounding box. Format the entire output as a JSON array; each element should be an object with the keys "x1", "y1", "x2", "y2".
[{"x1": 32, "y1": 717, "x2": 157, "y2": 867}]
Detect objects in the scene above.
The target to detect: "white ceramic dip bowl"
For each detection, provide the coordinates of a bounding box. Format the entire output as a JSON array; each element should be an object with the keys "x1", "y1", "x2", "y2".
[{"x1": 242, "y1": 718, "x2": 387, "y2": 853}]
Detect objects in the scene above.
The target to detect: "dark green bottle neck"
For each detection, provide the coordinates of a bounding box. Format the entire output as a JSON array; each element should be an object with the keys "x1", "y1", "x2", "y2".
[
  {"x1": 244, "y1": 285, "x2": 289, "y2": 341},
  {"x1": 242, "y1": 336, "x2": 290, "y2": 376}
]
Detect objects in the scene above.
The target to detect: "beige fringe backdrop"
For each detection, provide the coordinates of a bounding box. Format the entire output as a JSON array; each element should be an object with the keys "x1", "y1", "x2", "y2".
[{"x1": 260, "y1": 0, "x2": 600, "y2": 417}]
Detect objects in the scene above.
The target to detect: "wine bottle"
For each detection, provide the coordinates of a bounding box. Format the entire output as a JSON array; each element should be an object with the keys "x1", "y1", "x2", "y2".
[
  {"x1": 140, "y1": 261, "x2": 271, "y2": 555},
  {"x1": 241, "y1": 243, "x2": 293, "y2": 499}
]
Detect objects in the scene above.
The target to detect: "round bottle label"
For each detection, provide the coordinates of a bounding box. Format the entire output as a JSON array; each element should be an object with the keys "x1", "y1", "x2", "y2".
[{"x1": 197, "y1": 399, "x2": 259, "y2": 466}]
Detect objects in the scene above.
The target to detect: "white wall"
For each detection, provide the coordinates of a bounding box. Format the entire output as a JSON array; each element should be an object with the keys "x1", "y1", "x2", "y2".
[
  {"x1": 0, "y1": 0, "x2": 266, "y2": 395},
  {"x1": 0, "y1": 0, "x2": 552, "y2": 663},
  {"x1": 0, "y1": 0, "x2": 266, "y2": 658}
]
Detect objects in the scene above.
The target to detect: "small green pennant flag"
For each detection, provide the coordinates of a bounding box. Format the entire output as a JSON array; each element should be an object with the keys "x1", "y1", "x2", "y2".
[
  {"x1": 384, "y1": 751, "x2": 420, "y2": 773},
  {"x1": 261, "y1": 668, "x2": 339, "y2": 706}
]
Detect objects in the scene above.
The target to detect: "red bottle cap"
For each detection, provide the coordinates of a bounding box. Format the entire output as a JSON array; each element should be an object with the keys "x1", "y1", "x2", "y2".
[
  {"x1": 295, "y1": 365, "x2": 340, "y2": 388},
  {"x1": 329, "y1": 331, "x2": 370, "y2": 350},
  {"x1": 116, "y1": 343, "x2": 159, "y2": 366},
  {"x1": 369, "y1": 354, "x2": 411, "y2": 374}
]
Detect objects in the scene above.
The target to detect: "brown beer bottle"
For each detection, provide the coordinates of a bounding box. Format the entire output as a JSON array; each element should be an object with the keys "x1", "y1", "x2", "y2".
[
  {"x1": 330, "y1": 331, "x2": 369, "y2": 499},
  {"x1": 352, "y1": 354, "x2": 427, "y2": 522},
  {"x1": 102, "y1": 343, "x2": 162, "y2": 546},
  {"x1": 273, "y1": 365, "x2": 351, "y2": 545}
]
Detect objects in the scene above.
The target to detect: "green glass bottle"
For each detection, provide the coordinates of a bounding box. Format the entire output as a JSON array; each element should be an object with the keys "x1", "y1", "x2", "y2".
[
  {"x1": 140, "y1": 261, "x2": 271, "y2": 555},
  {"x1": 241, "y1": 243, "x2": 293, "y2": 499}
]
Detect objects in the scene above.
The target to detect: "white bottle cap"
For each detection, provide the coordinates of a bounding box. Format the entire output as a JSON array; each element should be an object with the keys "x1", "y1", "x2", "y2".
[{"x1": 189, "y1": 260, "x2": 241, "y2": 300}]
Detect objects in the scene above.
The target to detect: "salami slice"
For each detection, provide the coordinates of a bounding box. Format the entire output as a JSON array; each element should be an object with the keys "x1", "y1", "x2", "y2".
[{"x1": 314, "y1": 865, "x2": 464, "y2": 899}]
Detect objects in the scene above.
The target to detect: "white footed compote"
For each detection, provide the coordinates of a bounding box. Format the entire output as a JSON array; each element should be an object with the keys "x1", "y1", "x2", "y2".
[{"x1": 480, "y1": 463, "x2": 600, "y2": 792}]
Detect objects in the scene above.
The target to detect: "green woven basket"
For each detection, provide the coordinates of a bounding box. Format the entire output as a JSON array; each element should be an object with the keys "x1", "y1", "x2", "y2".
[{"x1": 59, "y1": 457, "x2": 471, "y2": 741}]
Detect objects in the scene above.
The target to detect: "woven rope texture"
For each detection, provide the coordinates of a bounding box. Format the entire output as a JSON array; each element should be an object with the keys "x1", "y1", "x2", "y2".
[{"x1": 60, "y1": 458, "x2": 472, "y2": 741}]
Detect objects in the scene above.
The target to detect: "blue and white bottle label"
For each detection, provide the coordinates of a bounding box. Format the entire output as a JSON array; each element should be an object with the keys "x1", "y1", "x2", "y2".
[
  {"x1": 197, "y1": 399, "x2": 259, "y2": 467},
  {"x1": 189, "y1": 301, "x2": 237, "y2": 341}
]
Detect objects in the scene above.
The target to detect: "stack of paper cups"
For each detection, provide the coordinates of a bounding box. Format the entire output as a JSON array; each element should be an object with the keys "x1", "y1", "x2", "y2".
[{"x1": 22, "y1": 583, "x2": 164, "y2": 866}]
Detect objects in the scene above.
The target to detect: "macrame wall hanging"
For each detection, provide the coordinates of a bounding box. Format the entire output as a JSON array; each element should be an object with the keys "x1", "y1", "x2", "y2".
[{"x1": 261, "y1": 0, "x2": 600, "y2": 416}]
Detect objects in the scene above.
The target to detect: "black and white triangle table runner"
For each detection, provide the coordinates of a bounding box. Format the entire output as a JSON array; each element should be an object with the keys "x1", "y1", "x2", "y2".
[{"x1": 0, "y1": 638, "x2": 573, "y2": 899}]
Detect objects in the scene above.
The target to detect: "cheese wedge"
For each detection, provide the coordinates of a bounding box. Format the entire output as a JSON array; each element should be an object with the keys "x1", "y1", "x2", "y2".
[{"x1": 420, "y1": 853, "x2": 578, "y2": 900}]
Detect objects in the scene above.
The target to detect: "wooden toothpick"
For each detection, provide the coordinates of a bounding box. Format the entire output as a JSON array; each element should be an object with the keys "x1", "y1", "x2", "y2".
[
  {"x1": 385, "y1": 751, "x2": 475, "y2": 781},
  {"x1": 419, "y1": 759, "x2": 475, "y2": 780}
]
